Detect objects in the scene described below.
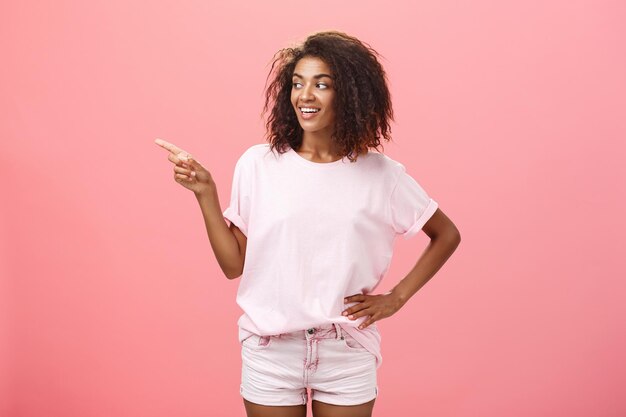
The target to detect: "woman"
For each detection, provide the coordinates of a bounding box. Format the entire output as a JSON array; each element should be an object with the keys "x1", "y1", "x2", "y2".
[{"x1": 156, "y1": 30, "x2": 460, "y2": 417}]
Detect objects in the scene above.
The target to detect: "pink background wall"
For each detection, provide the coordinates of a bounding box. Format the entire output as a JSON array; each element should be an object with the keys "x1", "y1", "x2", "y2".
[{"x1": 2, "y1": 1, "x2": 624, "y2": 416}]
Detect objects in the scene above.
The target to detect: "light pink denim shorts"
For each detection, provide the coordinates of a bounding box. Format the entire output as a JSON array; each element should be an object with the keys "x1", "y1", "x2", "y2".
[{"x1": 240, "y1": 322, "x2": 378, "y2": 406}]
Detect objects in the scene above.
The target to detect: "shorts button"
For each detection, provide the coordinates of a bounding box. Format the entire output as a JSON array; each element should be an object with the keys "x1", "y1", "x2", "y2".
[{"x1": 307, "y1": 328, "x2": 315, "y2": 334}]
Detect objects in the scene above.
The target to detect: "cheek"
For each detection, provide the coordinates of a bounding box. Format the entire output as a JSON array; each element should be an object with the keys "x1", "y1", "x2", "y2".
[
  {"x1": 325, "y1": 95, "x2": 335, "y2": 114},
  {"x1": 290, "y1": 91, "x2": 297, "y2": 106},
  {"x1": 325, "y1": 105, "x2": 336, "y2": 120}
]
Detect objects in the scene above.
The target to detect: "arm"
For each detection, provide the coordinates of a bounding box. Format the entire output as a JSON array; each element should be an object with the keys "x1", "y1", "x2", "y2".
[
  {"x1": 154, "y1": 138, "x2": 246, "y2": 280},
  {"x1": 343, "y1": 207, "x2": 461, "y2": 329},
  {"x1": 195, "y1": 187, "x2": 247, "y2": 280},
  {"x1": 389, "y1": 207, "x2": 461, "y2": 305}
]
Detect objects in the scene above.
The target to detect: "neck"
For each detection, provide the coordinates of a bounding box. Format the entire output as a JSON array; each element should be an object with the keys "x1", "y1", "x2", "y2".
[{"x1": 298, "y1": 131, "x2": 340, "y2": 159}]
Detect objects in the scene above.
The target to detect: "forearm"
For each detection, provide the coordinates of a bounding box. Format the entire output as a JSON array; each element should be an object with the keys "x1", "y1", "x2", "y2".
[
  {"x1": 390, "y1": 231, "x2": 461, "y2": 306},
  {"x1": 194, "y1": 186, "x2": 243, "y2": 279}
]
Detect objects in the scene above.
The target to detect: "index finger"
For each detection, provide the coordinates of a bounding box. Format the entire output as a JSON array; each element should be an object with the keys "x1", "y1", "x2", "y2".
[{"x1": 154, "y1": 138, "x2": 189, "y2": 159}]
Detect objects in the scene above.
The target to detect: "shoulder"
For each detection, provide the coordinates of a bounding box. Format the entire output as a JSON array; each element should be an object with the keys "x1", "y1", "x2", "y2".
[
  {"x1": 241, "y1": 143, "x2": 293, "y2": 167},
  {"x1": 240, "y1": 143, "x2": 270, "y2": 159},
  {"x1": 235, "y1": 143, "x2": 272, "y2": 166},
  {"x1": 364, "y1": 150, "x2": 406, "y2": 177}
]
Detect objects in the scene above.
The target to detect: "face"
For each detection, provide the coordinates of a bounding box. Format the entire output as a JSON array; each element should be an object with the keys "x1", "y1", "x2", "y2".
[{"x1": 290, "y1": 56, "x2": 336, "y2": 137}]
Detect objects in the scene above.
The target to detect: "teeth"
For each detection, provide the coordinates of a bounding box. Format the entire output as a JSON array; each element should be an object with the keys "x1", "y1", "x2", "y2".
[{"x1": 300, "y1": 107, "x2": 320, "y2": 113}]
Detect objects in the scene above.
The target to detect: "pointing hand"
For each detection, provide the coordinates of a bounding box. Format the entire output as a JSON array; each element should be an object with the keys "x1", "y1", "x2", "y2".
[{"x1": 154, "y1": 138, "x2": 215, "y2": 195}]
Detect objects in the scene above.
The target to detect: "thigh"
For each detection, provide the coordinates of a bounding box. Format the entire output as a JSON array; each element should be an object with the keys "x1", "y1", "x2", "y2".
[
  {"x1": 240, "y1": 333, "x2": 309, "y2": 407},
  {"x1": 312, "y1": 397, "x2": 376, "y2": 417},
  {"x1": 243, "y1": 398, "x2": 307, "y2": 417},
  {"x1": 308, "y1": 331, "x2": 378, "y2": 407}
]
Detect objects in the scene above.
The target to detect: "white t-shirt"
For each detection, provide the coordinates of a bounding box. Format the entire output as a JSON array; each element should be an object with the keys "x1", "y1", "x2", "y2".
[{"x1": 223, "y1": 143, "x2": 438, "y2": 369}]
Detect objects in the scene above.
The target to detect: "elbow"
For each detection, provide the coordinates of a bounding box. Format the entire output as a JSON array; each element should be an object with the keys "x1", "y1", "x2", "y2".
[
  {"x1": 448, "y1": 228, "x2": 461, "y2": 253},
  {"x1": 453, "y1": 230, "x2": 461, "y2": 250},
  {"x1": 224, "y1": 265, "x2": 244, "y2": 280},
  {"x1": 220, "y1": 254, "x2": 245, "y2": 280},
  {"x1": 432, "y1": 224, "x2": 461, "y2": 248},
  {"x1": 447, "y1": 225, "x2": 461, "y2": 247},
  {"x1": 225, "y1": 271, "x2": 240, "y2": 280},
  {"x1": 451, "y1": 226, "x2": 461, "y2": 245}
]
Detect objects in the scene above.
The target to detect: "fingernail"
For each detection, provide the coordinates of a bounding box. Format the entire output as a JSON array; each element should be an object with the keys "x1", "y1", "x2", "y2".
[
  {"x1": 191, "y1": 171, "x2": 196, "y2": 177},
  {"x1": 344, "y1": 298, "x2": 347, "y2": 303},
  {"x1": 342, "y1": 311, "x2": 347, "y2": 316},
  {"x1": 348, "y1": 315, "x2": 354, "y2": 319}
]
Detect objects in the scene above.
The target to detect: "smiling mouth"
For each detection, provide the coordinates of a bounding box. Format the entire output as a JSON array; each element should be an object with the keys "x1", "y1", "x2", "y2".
[{"x1": 299, "y1": 107, "x2": 320, "y2": 114}]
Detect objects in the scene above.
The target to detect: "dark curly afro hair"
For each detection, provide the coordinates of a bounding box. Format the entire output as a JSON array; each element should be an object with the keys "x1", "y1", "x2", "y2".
[{"x1": 261, "y1": 30, "x2": 395, "y2": 163}]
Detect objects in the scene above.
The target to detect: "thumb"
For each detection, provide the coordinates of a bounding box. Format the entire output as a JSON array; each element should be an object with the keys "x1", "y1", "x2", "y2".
[
  {"x1": 185, "y1": 155, "x2": 198, "y2": 168},
  {"x1": 179, "y1": 152, "x2": 194, "y2": 164}
]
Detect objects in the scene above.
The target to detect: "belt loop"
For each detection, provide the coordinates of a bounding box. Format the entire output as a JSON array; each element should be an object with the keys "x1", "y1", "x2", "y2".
[{"x1": 333, "y1": 323, "x2": 342, "y2": 340}]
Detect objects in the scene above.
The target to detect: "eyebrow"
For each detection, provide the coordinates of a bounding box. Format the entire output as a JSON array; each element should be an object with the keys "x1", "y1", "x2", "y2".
[{"x1": 292, "y1": 73, "x2": 333, "y2": 80}]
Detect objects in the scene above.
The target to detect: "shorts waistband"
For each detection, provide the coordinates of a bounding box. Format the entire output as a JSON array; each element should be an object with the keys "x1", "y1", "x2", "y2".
[{"x1": 279, "y1": 323, "x2": 343, "y2": 340}]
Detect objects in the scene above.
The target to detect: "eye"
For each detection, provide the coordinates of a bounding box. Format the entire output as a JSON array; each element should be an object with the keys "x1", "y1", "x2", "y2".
[
  {"x1": 317, "y1": 83, "x2": 328, "y2": 89},
  {"x1": 292, "y1": 82, "x2": 302, "y2": 88}
]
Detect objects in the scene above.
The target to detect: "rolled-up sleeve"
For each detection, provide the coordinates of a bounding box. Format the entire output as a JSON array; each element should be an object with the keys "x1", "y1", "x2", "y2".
[
  {"x1": 389, "y1": 164, "x2": 438, "y2": 240},
  {"x1": 223, "y1": 153, "x2": 252, "y2": 237}
]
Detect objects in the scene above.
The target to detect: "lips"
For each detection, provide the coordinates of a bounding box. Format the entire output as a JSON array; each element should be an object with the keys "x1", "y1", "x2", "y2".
[
  {"x1": 298, "y1": 106, "x2": 321, "y2": 121},
  {"x1": 299, "y1": 106, "x2": 320, "y2": 113}
]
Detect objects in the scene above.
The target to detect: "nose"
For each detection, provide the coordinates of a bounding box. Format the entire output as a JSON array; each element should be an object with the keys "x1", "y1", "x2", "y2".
[{"x1": 299, "y1": 84, "x2": 315, "y2": 103}]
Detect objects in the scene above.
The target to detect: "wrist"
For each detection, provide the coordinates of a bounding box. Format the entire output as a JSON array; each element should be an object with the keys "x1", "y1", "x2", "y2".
[
  {"x1": 388, "y1": 288, "x2": 409, "y2": 307},
  {"x1": 194, "y1": 184, "x2": 217, "y2": 200}
]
